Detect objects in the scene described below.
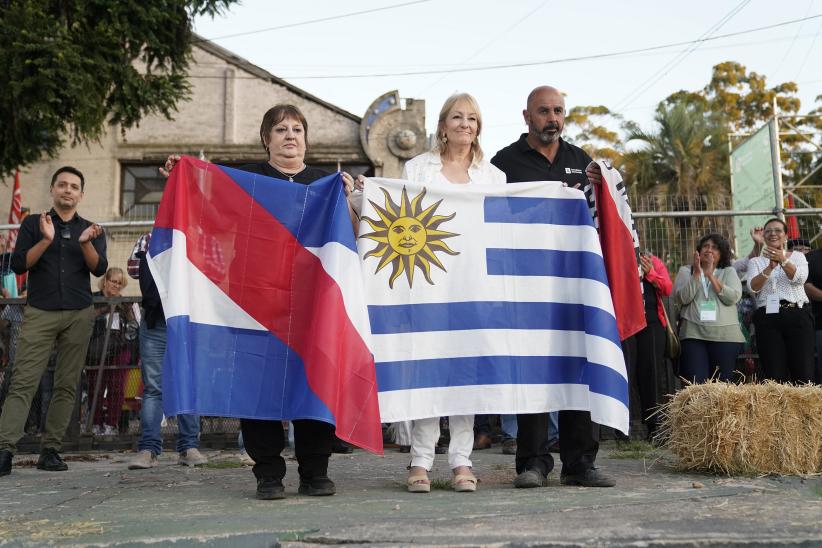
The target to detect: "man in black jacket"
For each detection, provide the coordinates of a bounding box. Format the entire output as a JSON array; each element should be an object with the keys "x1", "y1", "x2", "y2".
[{"x1": 0, "y1": 166, "x2": 107, "y2": 476}]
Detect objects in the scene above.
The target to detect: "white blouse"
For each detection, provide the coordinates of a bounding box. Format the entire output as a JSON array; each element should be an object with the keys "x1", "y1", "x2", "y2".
[
  {"x1": 746, "y1": 252, "x2": 810, "y2": 308},
  {"x1": 401, "y1": 151, "x2": 506, "y2": 186}
]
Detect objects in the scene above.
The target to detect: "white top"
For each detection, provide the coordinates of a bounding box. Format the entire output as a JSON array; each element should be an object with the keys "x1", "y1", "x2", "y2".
[
  {"x1": 401, "y1": 151, "x2": 506, "y2": 185},
  {"x1": 746, "y1": 252, "x2": 810, "y2": 308}
]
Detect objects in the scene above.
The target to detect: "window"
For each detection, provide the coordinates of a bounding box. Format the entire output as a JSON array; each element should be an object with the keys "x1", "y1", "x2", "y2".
[{"x1": 121, "y1": 163, "x2": 166, "y2": 219}]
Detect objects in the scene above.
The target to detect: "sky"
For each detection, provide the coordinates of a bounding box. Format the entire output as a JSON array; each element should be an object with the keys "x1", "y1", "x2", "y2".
[{"x1": 193, "y1": 0, "x2": 822, "y2": 156}]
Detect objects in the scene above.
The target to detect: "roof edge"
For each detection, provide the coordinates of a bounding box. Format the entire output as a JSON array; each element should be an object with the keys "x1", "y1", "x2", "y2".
[{"x1": 192, "y1": 34, "x2": 362, "y2": 123}]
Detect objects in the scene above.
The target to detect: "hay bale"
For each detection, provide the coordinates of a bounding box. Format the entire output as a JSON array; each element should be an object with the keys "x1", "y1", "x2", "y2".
[{"x1": 656, "y1": 381, "x2": 822, "y2": 475}]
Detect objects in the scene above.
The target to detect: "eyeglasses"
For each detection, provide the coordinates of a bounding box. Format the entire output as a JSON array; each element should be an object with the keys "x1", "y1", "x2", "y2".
[
  {"x1": 106, "y1": 279, "x2": 124, "y2": 287},
  {"x1": 763, "y1": 228, "x2": 785, "y2": 235},
  {"x1": 61, "y1": 227, "x2": 71, "y2": 240}
]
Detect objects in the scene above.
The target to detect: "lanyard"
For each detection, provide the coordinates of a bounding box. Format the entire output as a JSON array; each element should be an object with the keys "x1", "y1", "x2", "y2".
[{"x1": 700, "y1": 273, "x2": 711, "y2": 299}]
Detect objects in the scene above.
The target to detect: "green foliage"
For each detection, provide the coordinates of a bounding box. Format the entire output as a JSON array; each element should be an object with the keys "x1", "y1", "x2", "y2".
[{"x1": 0, "y1": 0, "x2": 236, "y2": 179}]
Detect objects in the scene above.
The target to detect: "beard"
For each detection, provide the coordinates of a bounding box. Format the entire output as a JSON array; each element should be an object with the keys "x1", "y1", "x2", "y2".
[{"x1": 531, "y1": 123, "x2": 562, "y2": 144}]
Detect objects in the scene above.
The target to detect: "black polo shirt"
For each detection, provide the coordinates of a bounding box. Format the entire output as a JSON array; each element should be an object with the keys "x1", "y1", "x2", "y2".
[
  {"x1": 807, "y1": 249, "x2": 822, "y2": 330},
  {"x1": 491, "y1": 134, "x2": 593, "y2": 186},
  {"x1": 11, "y1": 209, "x2": 108, "y2": 310},
  {"x1": 237, "y1": 162, "x2": 330, "y2": 185}
]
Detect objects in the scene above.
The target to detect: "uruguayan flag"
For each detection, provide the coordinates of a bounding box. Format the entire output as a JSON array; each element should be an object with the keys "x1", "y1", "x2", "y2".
[{"x1": 358, "y1": 177, "x2": 629, "y2": 434}]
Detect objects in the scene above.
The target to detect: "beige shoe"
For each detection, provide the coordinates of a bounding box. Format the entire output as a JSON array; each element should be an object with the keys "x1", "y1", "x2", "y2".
[
  {"x1": 128, "y1": 450, "x2": 157, "y2": 470},
  {"x1": 178, "y1": 448, "x2": 208, "y2": 467},
  {"x1": 238, "y1": 450, "x2": 255, "y2": 466}
]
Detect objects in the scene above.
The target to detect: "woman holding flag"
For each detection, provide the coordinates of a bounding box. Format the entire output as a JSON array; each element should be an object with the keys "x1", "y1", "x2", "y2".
[
  {"x1": 399, "y1": 92, "x2": 505, "y2": 493},
  {"x1": 162, "y1": 104, "x2": 360, "y2": 501}
]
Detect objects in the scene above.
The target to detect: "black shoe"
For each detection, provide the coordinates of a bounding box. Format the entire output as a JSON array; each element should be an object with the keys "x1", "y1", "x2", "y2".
[
  {"x1": 397, "y1": 445, "x2": 410, "y2": 453},
  {"x1": 560, "y1": 467, "x2": 615, "y2": 487},
  {"x1": 256, "y1": 477, "x2": 285, "y2": 500},
  {"x1": 434, "y1": 444, "x2": 447, "y2": 454},
  {"x1": 547, "y1": 440, "x2": 561, "y2": 453},
  {"x1": 331, "y1": 440, "x2": 354, "y2": 454},
  {"x1": 298, "y1": 475, "x2": 336, "y2": 496},
  {"x1": 0, "y1": 449, "x2": 12, "y2": 477},
  {"x1": 513, "y1": 468, "x2": 547, "y2": 488},
  {"x1": 36, "y1": 448, "x2": 68, "y2": 472}
]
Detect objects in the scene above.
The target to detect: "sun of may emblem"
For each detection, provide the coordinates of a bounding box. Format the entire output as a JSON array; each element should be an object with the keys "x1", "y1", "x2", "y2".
[{"x1": 361, "y1": 186, "x2": 459, "y2": 288}]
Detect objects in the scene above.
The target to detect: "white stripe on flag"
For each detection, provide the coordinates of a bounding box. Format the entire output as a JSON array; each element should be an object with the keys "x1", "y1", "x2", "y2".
[{"x1": 149, "y1": 230, "x2": 266, "y2": 331}]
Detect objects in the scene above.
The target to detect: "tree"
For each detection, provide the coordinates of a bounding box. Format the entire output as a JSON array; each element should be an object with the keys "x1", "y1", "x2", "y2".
[
  {"x1": 564, "y1": 105, "x2": 627, "y2": 169},
  {"x1": 0, "y1": 0, "x2": 236, "y2": 179},
  {"x1": 622, "y1": 98, "x2": 728, "y2": 197}
]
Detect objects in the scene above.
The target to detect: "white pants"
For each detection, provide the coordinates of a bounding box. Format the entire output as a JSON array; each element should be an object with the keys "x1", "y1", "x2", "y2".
[{"x1": 410, "y1": 415, "x2": 474, "y2": 471}]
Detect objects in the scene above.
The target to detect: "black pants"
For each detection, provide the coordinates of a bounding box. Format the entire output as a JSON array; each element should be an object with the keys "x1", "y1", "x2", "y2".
[
  {"x1": 516, "y1": 410, "x2": 598, "y2": 476},
  {"x1": 633, "y1": 321, "x2": 667, "y2": 433},
  {"x1": 753, "y1": 306, "x2": 815, "y2": 382},
  {"x1": 240, "y1": 418, "x2": 333, "y2": 481}
]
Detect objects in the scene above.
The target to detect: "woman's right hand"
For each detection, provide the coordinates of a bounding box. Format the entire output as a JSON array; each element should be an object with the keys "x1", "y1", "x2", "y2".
[
  {"x1": 692, "y1": 251, "x2": 702, "y2": 277},
  {"x1": 159, "y1": 155, "x2": 181, "y2": 178}
]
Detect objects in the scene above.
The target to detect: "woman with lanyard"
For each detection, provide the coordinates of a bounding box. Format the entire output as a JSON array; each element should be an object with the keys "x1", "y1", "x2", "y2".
[
  {"x1": 747, "y1": 218, "x2": 814, "y2": 383},
  {"x1": 673, "y1": 233, "x2": 744, "y2": 383},
  {"x1": 162, "y1": 104, "x2": 359, "y2": 500},
  {"x1": 397, "y1": 92, "x2": 505, "y2": 493}
]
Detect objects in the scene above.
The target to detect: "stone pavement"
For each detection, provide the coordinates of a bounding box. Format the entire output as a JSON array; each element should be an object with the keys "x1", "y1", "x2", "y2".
[{"x1": 1, "y1": 442, "x2": 821, "y2": 547}]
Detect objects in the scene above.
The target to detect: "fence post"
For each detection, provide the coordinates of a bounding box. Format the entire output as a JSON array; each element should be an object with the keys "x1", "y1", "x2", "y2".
[
  {"x1": 769, "y1": 98, "x2": 785, "y2": 220},
  {"x1": 86, "y1": 302, "x2": 115, "y2": 433}
]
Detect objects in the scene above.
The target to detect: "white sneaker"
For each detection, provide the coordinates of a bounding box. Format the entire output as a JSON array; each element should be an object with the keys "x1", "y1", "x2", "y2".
[
  {"x1": 103, "y1": 425, "x2": 118, "y2": 436},
  {"x1": 238, "y1": 450, "x2": 255, "y2": 466},
  {"x1": 128, "y1": 450, "x2": 157, "y2": 470},
  {"x1": 178, "y1": 448, "x2": 208, "y2": 467},
  {"x1": 92, "y1": 425, "x2": 103, "y2": 436}
]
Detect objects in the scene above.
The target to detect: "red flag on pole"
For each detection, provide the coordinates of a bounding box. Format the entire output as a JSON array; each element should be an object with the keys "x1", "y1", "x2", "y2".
[
  {"x1": 786, "y1": 194, "x2": 799, "y2": 239},
  {"x1": 7, "y1": 170, "x2": 22, "y2": 251}
]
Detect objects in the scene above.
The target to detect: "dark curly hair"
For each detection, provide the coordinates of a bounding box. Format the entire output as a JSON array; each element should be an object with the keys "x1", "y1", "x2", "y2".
[{"x1": 696, "y1": 233, "x2": 731, "y2": 269}]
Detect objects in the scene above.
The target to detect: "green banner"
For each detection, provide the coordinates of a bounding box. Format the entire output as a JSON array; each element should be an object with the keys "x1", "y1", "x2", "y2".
[{"x1": 730, "y1": 121, "x2": 776, "y2": 255}]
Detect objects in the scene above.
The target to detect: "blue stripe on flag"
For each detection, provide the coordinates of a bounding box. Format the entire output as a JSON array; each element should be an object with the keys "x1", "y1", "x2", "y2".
[
  {"x1": 486, "y1": 248, "x2": 608, "y2": 285},
  {"x1": 368, "y1": 301, "x2": 621, "y2": 348},
  {"x1": 162, "y1": 316, "x2": 335, "y2": 422},
  {"x1": 484, "y1": 196, "x2": 593, "y2": 226},
  {"x1": 148, "y1": 227, "x2": 174, "y2": 256},
  {"x1": 375, "y1": 355, "x2": 628, "y2": 405},
  {"x1": 218, "y1": 166, "x2": 356, "y2": 252}
]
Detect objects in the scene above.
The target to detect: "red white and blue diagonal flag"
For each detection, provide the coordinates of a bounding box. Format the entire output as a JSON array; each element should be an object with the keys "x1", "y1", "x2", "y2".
[
  {"x1": 359, "y1": 178, "x2": 628, "y2": 434},
  {"x1": 148, "y1": 156, "x2": 383, "y2": 454}
]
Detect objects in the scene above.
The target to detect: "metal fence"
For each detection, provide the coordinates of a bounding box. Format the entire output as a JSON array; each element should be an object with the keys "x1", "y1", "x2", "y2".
[{"x1": 0, "y1": 295, "x2": 241, "y2": 453}]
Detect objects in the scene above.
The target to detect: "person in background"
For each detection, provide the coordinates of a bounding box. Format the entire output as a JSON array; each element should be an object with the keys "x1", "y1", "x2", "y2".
[
  {"x1": 632, "y1": 251, "x2": 672, "y2": 438},
  {"x1": 86, "y1": 267, "x2": 140, "y2": 436},
  {"x1": 804, "y1": 246, "x2": 822, "y2": 384},
  {"x1": 127, "y1": 233, "x2": 208, "y2": 470},
  {"x1": 787, "y1": 238, "x2": 812, "y2": 255},
  {"x1": 0, "y1": 166, "x2": 107, "y2": 477},
  {"x1": 747, "y1": 218, "x2": 814, "y2": 383},
  {"x1": 674, "y1": 233, "x2": 744, "y2": 383}
]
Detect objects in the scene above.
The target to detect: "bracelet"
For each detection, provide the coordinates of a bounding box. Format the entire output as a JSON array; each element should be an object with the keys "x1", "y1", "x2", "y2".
[
  {"x1": 760, "y1": 271, "x2": 771, "y2": 279},
  {"x1": 780, "y1": 259, "x2": 788, "y2": 267}
]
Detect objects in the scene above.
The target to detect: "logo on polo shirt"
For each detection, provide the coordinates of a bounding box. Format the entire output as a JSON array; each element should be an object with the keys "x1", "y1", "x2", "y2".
[{"x1": 565, "y1": 168, "x2": 584, "y2": 174}]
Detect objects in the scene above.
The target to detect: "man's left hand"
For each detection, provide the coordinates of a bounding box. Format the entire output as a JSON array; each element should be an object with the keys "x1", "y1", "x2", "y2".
[
  {"x1": 79, "y1": 223, "x2": 104, "y2": 243},
  {"x1": 585, "y1": 161, "x2": 602, "y2": 187}
]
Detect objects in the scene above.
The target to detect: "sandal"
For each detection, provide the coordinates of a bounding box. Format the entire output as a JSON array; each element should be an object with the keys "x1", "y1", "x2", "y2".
[
  {"x1": 407, "y1": 473, "x2": 431, "y2": 493},
  {"x1": 453, "y1": 473, "x2": 477, "y2": 492}
]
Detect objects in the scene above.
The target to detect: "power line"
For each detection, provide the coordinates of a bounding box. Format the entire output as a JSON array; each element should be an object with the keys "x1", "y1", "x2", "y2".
[
  {"x1": 256, "y1": 13, "x2": 822, "y2": 80},
  {"x1": 614, "y1": 0, "x2": 751, "y2": 111},
  {"x1": 194, "y1": 0, "x2": 435, "y2": 43},
  {"x1": 416, "y1": 0, "x2": 550, "y2": 95}
]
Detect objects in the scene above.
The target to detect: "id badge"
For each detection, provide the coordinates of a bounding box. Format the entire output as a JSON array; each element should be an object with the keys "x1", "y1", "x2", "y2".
[
  {"x1": 766, "y1": 294, "x2": 780, "y2": 314},
  {"x1": 699, "y1": 300, "x2": 717, "y2": 322}
]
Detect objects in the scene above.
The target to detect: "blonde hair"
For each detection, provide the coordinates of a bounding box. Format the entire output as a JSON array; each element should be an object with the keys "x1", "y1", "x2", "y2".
[
  {"x1": 433, "y1": 93, "x2": 484, "y2": 162},
  {"x1": 98, "y1": 267, "x2": 127, "y2": 291}
]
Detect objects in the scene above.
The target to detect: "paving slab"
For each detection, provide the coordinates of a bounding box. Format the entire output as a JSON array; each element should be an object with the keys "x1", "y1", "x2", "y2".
[{"x1": 1, "y1": 442, "x2": 820, "y2": 547}]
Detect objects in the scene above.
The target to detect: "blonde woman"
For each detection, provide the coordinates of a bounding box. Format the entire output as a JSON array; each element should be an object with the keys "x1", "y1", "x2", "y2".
[{"x1": 400, "y1": 93, "x2": 505, "y2": 493}]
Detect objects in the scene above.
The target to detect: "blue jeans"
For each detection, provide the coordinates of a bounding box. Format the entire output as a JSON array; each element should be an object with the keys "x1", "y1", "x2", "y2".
[
  {"x1": 138, "y1": 319, "x2": 200, "y2": 455},
  {"x1": 680, "y1": 339, "x2": 743, "y2": 383}
]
